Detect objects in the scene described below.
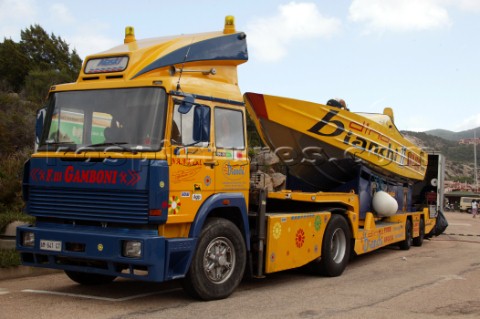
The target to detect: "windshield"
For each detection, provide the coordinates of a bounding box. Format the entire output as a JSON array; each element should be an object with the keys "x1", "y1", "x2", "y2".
[{"x1": 39, "y1": 87, "x2": 167, "y2": 152}]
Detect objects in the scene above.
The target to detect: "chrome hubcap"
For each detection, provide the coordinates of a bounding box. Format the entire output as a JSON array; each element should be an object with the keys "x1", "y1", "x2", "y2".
[
  {"x1": 203, "y1": 237, "x2": 235, "y2": 284},
  {"x1": 331, "y1": 228, "x2": 346, "y2": 263}
]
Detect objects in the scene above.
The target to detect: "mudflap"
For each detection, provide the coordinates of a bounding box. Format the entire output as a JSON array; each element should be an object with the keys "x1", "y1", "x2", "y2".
[{"x1": 427, "y1": 210, "x2": 448, "y2": 237}]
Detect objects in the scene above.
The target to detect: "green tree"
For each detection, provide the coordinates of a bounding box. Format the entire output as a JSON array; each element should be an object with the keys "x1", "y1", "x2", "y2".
[
  {"x1": 0, "y1": 25, "x2": 82, "y2": 95},
  {"x1": 20, "y1": 24, "x2": 82, "y2": 77},
  {"x1": 0, "y1": 39, "x2": 30, "y2": 92},
  {"x1": 0, "y1": 25, "x2": 82, "y2": 222},
  {"x1": 25, "y1": 69, "x2": 76, "y2": 103},
  {"x1": 19, "y1": 25, "x2": 82, "y2": 102}
]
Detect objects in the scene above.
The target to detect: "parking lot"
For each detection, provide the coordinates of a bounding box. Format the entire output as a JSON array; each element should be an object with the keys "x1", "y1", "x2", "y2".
[{"x1": 1, "y1": 211, "x2": 480, "y2": 319}]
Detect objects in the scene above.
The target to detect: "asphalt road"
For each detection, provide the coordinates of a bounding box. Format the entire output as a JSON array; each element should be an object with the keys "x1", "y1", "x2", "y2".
[{"x1": 1, "y1": 211, "x2": 480, "y2": 319}]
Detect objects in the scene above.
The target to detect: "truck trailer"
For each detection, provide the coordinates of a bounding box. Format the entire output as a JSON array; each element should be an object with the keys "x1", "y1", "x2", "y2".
[{"x1": 17, "y1": 16, "x2": 445, "y2": 300}]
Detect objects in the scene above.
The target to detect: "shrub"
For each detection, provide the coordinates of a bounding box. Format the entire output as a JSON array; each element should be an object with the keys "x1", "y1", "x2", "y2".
[
  {"x1": 0, "y1": 210, "x2": 34, "y2": 233},
  {"x1": 0, "y1": 249, "x2": 21, "y2": 268},
  {"x1": 0, "y1": 92, "x2": 36, "y2": 215},
  {"x1": 0, "y1": 92, "x2": 36, "y2": 156},
  {"x1": 0, "y1": 148, "x2": 32, "y2": 212}
]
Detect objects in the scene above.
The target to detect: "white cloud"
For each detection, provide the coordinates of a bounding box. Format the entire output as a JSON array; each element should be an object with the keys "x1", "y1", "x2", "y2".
[
  {"x1": 348, "y1": 0, "x2": 451, "y2": 34},
  {"x1": 0, "y1": 0, "x2": 116, "y2": 59},
  {"x1": 63, "y1": 20, "x2": 117, "y2": 58},
  {"x1": 0, "y1": 0, "x2": 38, "y2": 40},
  {"x1": 246, "y1": 2, "x2": 341, "y2": 62},
  {"x1": 70, "y1": 33, "x2": 117, "y2": 58},
  {"x1": 455, "y1": 113, "x2": 480, "y2": 131},
  {"x1": 0, "y1": 0, "x2": 36, "y2": 21},
  {"x1": 397, "y1": 114, "x2": 432, "y2": 132},
  {"x1": 456, "y1": 0, "x2": 480, "y2": 12},
  {"x1": 49, "y1": 3, "x2": 75, "y2": 26}
]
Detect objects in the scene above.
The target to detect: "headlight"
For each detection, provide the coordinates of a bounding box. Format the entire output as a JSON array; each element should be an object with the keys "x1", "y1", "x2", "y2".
[
  {"x1": 122, "y1": 240, "x2": 142, "y2": 258},
  {"x1": 22, "y1": 232, "x2": 35, "y2": 247}
]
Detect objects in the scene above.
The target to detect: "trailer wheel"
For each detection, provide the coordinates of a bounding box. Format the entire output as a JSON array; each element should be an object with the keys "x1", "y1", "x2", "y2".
[
  {"x1": 65, "y1": 270, "x2": 116, "y2": 285},
  {"x1": 182, "y1": 218, "x2": 246, "y2": 300},
  {"x1": 413, "y1": 218, "x2": 425, "y2": 247},
  {"x1": 316, "y1": 214, "x2": 351, "y2": 277},
  {"x1": 399, "y1": 219, "x2": 413, "y2": 250}
]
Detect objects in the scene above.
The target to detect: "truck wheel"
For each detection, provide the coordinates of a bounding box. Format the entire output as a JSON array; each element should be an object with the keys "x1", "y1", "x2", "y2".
[
  {"x1": 182, "y1": 218, "x2": 246, "y2": 300},
  {"x1": 399, "y1": 219, "x2": 413, "y2": 250},
  {"x1": 65, "y1": 270, "x2": 116, "y2": 285},
  {"x1": 317, "y1": 214, "x2": 351, "y2": 277},
  {"x1": 412, "y1": 218, "x2": 425, "y2": 247}
]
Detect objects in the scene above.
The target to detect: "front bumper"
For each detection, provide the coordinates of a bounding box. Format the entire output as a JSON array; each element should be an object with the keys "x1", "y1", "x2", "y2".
[{"x1": 16, "y1": 224, "x2": 196, "y2": 282}]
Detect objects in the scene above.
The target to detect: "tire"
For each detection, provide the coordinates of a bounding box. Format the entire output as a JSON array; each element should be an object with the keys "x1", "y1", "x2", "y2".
[
  {"x1": 182, "y1": 218, "x2": 246, "y2": 301},
  {"x1": 399, "y1": 219, "x2": 413, "y2": 250},
  {"x1": 316, "y1": 214, "x2": 351, "y2": 277},
  {"x1": 65, "y1": 270, "x2": 116, "y2": 285},
  {"x1": 413, "y1": 218, "x2": 425, "y2": 247}
]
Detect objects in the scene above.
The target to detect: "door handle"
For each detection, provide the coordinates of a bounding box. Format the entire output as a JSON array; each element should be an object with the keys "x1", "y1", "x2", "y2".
[{"x1": 203, "y1": 160, "x2": 218, "y2": 168}]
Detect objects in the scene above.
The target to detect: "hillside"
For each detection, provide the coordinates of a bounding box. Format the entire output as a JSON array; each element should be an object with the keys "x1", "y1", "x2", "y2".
[
  {"x1": 402, "y1": 130, "x2": 478, "y2": 183},
  {"x1": 424, "y1": 127, "x2": 480, "y2": 141}
]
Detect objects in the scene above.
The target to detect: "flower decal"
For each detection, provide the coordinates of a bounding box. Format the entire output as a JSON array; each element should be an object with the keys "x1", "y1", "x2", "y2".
[
  {"x1": 168, "y1": 196, "x2": 181, "y2": 215},
  {"x1": 296, "y1": 228, "x2": 305, "y2": 248},
  {"x1": 314, "y1": 215, "x2": 322, "y2": 231},
  {"x1": 273, "y1": 222, "x2": 282, "y2": 240},
  {"x1": 204, "y1": 175, "x2": 211, "y2": 187}
]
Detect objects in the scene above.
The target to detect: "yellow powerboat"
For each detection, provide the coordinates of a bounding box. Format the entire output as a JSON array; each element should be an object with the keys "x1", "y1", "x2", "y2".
[{"x1": 244, "y1": 92, "x2": 427, "y2": 191}]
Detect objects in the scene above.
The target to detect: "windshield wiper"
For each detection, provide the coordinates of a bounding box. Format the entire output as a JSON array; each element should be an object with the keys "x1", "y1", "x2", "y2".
[
  {"x1": 41, "y1": 141, "x2": 76, "y2": 151},
  {"x1": 44, "y1": 141, "x2": 76, "y2": 145},
  {"x1": 88, "y1": 142, "x2": 128, "y2": 147},
  {"x1": 84, "y1": 142, "x2": 136, "y2": 153}
]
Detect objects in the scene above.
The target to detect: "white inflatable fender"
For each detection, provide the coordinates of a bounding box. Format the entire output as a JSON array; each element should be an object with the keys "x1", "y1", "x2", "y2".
[{"x1": 372, "y1": 191, "x2": 398, "y2": 217}]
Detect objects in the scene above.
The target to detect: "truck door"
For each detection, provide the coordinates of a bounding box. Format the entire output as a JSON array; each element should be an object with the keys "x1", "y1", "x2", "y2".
[
  {"x1": 213, "y1": 106, "x2": 249, "y2": 195},
  {"x1": 167, "y1": 101, "x2": 214, "y2": 225}
]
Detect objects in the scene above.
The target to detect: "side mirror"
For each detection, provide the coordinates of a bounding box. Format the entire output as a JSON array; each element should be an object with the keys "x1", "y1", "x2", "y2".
[
  {"x1": 35, "y1": 107, "x2": 47, "y2": 151},
  {"x1": 193, "y1": 106, "x2": 210, "y2": 142},
  {"x1": 178, "y1": 95, "x2": 195, "y2": 114}
]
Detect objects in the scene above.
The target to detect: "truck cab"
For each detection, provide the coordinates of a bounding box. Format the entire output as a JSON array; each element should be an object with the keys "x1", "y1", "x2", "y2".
[{"x1": 18, "y1": 17, "x2": 251, "y2": 300}]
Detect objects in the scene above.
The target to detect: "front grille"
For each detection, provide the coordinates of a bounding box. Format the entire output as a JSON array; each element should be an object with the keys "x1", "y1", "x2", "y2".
[{"x1": 28, "y1": 186, "x2": 149, "y2": 224}]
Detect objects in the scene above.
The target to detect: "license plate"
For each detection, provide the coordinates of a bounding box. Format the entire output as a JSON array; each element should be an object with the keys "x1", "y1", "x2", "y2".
[{"x1": 40, "y1": 239, "x2": 62, "y2": 252}]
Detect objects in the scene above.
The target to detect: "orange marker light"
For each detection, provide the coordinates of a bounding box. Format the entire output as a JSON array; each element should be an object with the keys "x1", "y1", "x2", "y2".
[
  {"x1": 124, "y1": 26, "x2": 136, "y2": 43},
  {"x1": 223, "y1": 16, "x2": 235, "y2": 34},
  {"x1": 149, "y1": 209, "x2": 162, "y2": 216}
]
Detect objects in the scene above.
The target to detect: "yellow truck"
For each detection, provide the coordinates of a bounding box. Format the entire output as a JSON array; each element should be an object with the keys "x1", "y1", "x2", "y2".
[{"x1": 17, "y1": 17, "x2": 445, "y2": 300}]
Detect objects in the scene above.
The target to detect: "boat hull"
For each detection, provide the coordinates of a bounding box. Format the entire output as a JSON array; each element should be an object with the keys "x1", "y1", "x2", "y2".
[{"x1": 244, "y1": 92, "x2": 427, "y2": 191}]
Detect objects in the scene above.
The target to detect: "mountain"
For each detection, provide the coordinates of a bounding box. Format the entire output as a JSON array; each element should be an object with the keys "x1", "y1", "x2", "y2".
[
  {"x1": 424, "y1": 127, "x2": 480, "y2": 141},
  {"x1": 401, "y1": 130, "x2": 479, "y2": 183}
]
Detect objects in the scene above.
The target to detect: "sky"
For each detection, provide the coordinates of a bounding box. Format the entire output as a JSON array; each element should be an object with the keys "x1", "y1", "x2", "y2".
[{"x1": 1, "y1": 0, "x2": 480, "y2": 133}]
